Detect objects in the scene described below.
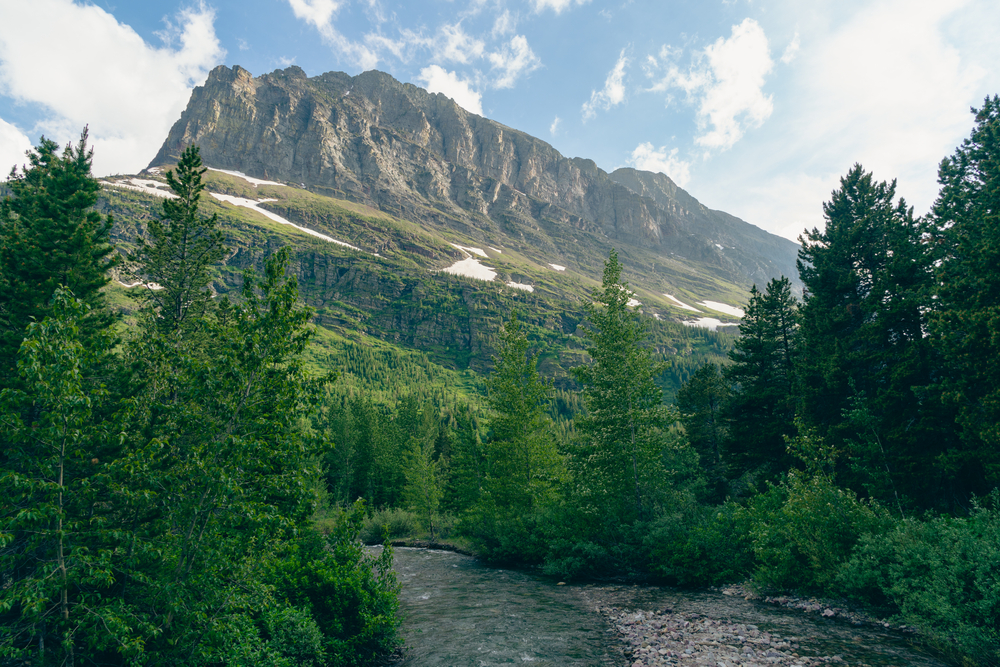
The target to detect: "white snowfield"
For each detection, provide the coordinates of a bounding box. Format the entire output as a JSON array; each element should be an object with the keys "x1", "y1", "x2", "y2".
[
  {"x1": 117, "y1": 280, "x2": 164, "y2": 291},
  {"x1": 698, "y1": 301, "x2": 745, "y2": 318},
  {"x1": 627, "y1": 298, "x2": 642, "y2": 308},
  {"x1": 442, "y1": 257, "x2": 497, "y2": 281},
  {"x1": 549, "y1": 264, "x2": 566, "y2": 271},
  {"x1": 449, "y1": 243, "x2": 489, "y2": 258},
  {"x1": 209, "y1": 193, "x2": 360, "y2": 250},
  {"x1": 103, "y1": 179, "x2": 177, "y2": 199},
  {"x1": 507, "y1": 281, "x2": 534, "y2": 292},
  {"x1": 683, "y1": 317, "x2": 739, "y2": 331},
  {"x1": 489, "y1": 247, "x2": 502, "y2": 254},
  {"x1": 665, "y1": 294, "x2": 700, "y2": 312},
  {"x1": 207, "y1": 168, "x2": 286, "y2": 188}
]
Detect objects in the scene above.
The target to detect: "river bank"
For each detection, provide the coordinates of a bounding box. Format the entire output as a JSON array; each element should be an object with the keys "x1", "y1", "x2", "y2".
[{"x1": 386, "y1": 547, "x2": 948, "y2": 667}]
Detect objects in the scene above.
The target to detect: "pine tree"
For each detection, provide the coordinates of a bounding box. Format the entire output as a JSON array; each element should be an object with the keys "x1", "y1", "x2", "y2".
[
  {"x1": 136, "y1": 145, "x2": 225, "y2": 334},
  {"x1": 0, "y1": 128, "x2": 116, "y2": 381},
  {"x1": 569, "y1": 249, "x2": 682, "y2": 528},
  {"x1": 676, "y1": 362, "x2": 730, "y2": 501},
  {"x1": 797, "y1": 165, "x2": 942, "y2": 506},
  {"x1": 471, "y1": 313, "x2": 562, "y2": 559},
  {"x1": 928, "y1": 96, "x2": 1000, "y2": 496},
  {"x1": 724, "y1": 276, "x2": 799, "y2": 481}
]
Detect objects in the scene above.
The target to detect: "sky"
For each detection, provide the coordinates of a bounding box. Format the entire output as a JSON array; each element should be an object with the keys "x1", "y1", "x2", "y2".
[{"x1": 1, "y1": 0, "x2": 998, "y2": 241}]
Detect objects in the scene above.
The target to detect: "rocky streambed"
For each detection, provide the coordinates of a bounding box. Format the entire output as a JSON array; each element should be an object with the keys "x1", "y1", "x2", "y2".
[{"x1": 390, "y1": 547, "x2": 946, "y2": 667}]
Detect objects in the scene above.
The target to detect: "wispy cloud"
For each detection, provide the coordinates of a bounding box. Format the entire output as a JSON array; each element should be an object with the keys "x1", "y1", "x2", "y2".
[
  {"x1": 0, "y1": 0, "x2": 225, "y2": 175},
  {"x1": 628, "y1": 142, "x2": 692, "y2": 186},
  {"x1": 648, "y1": 18, "x2": 774, "y2": 151},
  {"x1": 780, "y1": 32, "x2": 800, "y2": 64},
  {"x1": 532, "y1": 0, "x2": 591, "y2": 14},
  {"x1": 436, "y1": 23, "x2": 485, "y2": 64},
  {"x1": 488, "y1": 35, "x2": 541, "y2": 89},
  {"x1": 285, "y1": 0, "x2": 379, "y2": 68},
  {"x1": 492, "y1": 9, "x2": 516, "y2": 36},
  {"x1": 418, "y1": 65, "x2": 483, "y2": 115},
  {"x1": 582, "y1": 49, "x2": 629, "y2": 120},
  {"x1": 550, "y1": 116, "x2": 561, "y2": 135}
]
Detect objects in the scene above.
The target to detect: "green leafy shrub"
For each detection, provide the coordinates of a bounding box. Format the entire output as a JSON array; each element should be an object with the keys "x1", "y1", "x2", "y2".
[
  {"x1": 542, "y1": 539, "x2": 613, "y2": 580},
  {"x1": 265, "y1": 503, "x2": 400, "y2": 667},
  {"x1": 359, "y1": 507, "x2": 419, "y2": 543},
  {"x1": 747, "y1": 470, "x2": 888, "y2": 592},
  {"x1": 838, "y1": 493, "x2": 1000, "y2": 666},
  {"x1": 644, "y1": 500, "x2": 754, "y2": 586}
]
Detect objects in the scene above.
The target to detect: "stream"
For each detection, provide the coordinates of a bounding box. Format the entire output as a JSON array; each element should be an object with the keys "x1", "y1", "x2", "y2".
[{"x1": 389, "y1": 547, "x2": 949, "y2": 667}]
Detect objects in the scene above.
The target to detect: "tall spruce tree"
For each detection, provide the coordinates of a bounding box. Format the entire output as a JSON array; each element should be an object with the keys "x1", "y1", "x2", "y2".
[
  {"x1": 471, "y1": 313, "x2": 562, "y2": 560},
  {"x1": 569, "y1": 249, "x2": 681, "y2": 528},
  {"x1": 0, "y1": 128, "x2": 116, "y2": 382},
  {"x1": 928, "y1": 95, "x2": 1000, "y2": 497},
  {"x1": 136, "y1": 145, "x2": 225, "y2": 334},
  {"x1": 676, "y1": 362, "x2": 730, "y2": 501},
  {"x1": 723, "y1": 276, "x2": 799, "y2": 481},
  {"x1": 797, "y1": 165, "x2": 943, "y2": 507}
]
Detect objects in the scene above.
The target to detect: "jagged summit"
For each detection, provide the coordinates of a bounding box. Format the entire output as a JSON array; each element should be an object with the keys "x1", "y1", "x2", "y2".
[{"x1": 150, "y1": 64, "x2": 799, "y2": 291}]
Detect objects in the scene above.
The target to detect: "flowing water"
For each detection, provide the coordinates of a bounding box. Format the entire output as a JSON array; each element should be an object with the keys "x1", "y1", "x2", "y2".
[{"x1": 389, "y1": 547, "x2": 950, "y2": 667}]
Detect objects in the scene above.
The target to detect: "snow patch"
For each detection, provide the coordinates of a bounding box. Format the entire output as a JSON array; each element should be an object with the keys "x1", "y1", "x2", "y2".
[
  {"x1": 549, "y1": 264, "x2": 566, "y2": 271},
  {"x1": 664, "y1": 294, "x2": 701, "y2": 312},
  {"x1": 207, "y1": 167, "x2": 286, "y2": 187},
  {"x1": 103, "y1": 179, "x2": 177, "y2": 199},
  {"x1": 627, "y1": 298, "x2": 641, "y2": 308},
  {"x1": 450, "y1": 243, "x2": 489, "y2": 258},
  {"x1": 118, "y1": 280, "x2": 164, "y2": 291},
  {"x1": 715, "y1": 243, "x2": 724, "y2": 250},
  {"x1": 209, "y1": 193, "x2": 360, "y2": 249},
  {"x1": 698, "y1": 301, "x2": 745, "y2": 318},
  {"x1": 442, "y1": 257, "x2": 497, "y2": 281},
  {"x1": 489, "y1": 247, "x2": 502, "y2": 254},
  {"x1": 507, "y1": 281, "x2": 534, "y2": 292},
  {"x1": 682, "y1": 317, "x2": 739, "y2": 331}
]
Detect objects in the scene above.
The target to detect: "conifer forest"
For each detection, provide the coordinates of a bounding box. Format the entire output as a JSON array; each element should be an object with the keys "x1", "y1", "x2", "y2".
[{"x1": 2, "y1": 100, "x2": 1000, "y2": 666}]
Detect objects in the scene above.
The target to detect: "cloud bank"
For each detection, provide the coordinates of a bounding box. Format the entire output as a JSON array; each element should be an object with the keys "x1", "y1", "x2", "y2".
[{"x1": 0, "y1": 0, "x2": 225, "y2": 176}]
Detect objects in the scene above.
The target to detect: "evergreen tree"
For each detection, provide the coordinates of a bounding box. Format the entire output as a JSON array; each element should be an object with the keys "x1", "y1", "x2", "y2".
[
  {"x1": 927, "y1": 95, "x2": 1000, "y2": 496},
  {"x1": 0, "y1": 128, "x2": 116, "y2": 382},
  {"x1": 136, "y1": 145, "x2": 225, "y2": 334},
  {"x1": 676, "y1": 362, "x2": 730, "y2": 501},
  {"x1": 724, "y1": 276, "x2": 799, "y2": 481},
  {"x1": 470, "y1": 313, "x2": 562, "y2": 559},
  {"x1": 569, "y1": 249, "x2": 681, "y2": 529},
  {"x1": 797, "y1": 165, "x2": 942, "y2": 506}
]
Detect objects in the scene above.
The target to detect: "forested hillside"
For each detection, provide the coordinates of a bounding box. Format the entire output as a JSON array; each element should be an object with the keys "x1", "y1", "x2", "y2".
[{"x1": 2, "y1": 98, "x2": 999, "y2": 667}]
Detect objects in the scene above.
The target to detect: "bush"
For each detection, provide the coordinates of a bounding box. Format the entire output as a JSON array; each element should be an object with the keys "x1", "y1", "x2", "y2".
[
  {"x1": 265, "y1": 503, "x2": 400, "y2": 667},
  {"x1": 838, "y1": 493, "x2": 1000, "y2": 666},
  {"x1": 359, "y1": 507, "x2": 419, "y2": 544},
  {"x1": 747, "y1": 470, "x2": 889, "y2": 593},
  {"x1": 644, "y1": 500, "x2": 754, "y2": 586},
  {"x1": 542, "y1": 539, "x2": 613, "y2": 580}
]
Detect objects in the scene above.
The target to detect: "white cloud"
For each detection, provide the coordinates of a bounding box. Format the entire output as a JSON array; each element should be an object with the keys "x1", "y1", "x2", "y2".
[
  {"x1": 0, "y1": 0, "x2": 224, "y2": 176},
  {"x1": 628, "y1": 143, "x2": 692, "y2": 186},
  {"x1": 582, "y1": 49, "x2": 629, "y2": 120},
  {"x1": 488, "y1": 35, "x2": 541, "y2": 89},
  {"x1": 0, "y1": 118, "x2": 32, "y2": 177},
  {"x1": 436, "y1": 23, "x2": 485, "y2": 64},
  {"x1": 649, "y1": 18, "x2": 774, "y2": 150},
  {"x1": 285, "y1": 0, "x2": 379, "y2": 69},
  {"x1": 417, "y1": 65, "x2": 484, "y2": 115},
  {"x1": 532, "y1": 0, "x2": 591, "y2": 14},
  {"x1": 286, "y1": 0, "x2": 341, "y2": 31},
  {"x1": 780, "y1": 32, "x2": 800, "y2": 64},
  {"x1": 550, "y1": 116, "x2": 561, "y2": 135},
  {"x1": 492, "y1": 9, "x2": 516, "y2": 36}
]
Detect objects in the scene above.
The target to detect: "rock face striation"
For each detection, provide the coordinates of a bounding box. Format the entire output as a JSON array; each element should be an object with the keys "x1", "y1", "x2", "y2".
[{"x1": 150, "y1": 65, "x2": 800, "y2": 290}]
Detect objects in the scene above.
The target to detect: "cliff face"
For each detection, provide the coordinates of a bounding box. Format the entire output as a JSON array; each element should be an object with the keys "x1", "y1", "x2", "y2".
[{"x1": 150, "y1": 65, "x2": 799, "y2": 289}]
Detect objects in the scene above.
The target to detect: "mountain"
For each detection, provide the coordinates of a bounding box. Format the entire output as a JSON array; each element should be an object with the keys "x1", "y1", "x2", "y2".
[
  {"x1": 149, "y1": 65, "x2": 800, "y2": 296},
  {"x1": 98, "y1": 64, "x2": 802, "y2": 401}
]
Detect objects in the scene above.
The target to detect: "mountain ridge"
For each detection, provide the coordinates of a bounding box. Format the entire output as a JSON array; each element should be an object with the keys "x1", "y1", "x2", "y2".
[{"x1": 149, "y1": 64, "x2": 800, "y2": 294}]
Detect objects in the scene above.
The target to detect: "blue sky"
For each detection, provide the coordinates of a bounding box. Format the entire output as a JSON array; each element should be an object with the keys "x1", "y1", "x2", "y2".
[{"x1": 1, "y1": 0, "x2": 999, "y2": 240}]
